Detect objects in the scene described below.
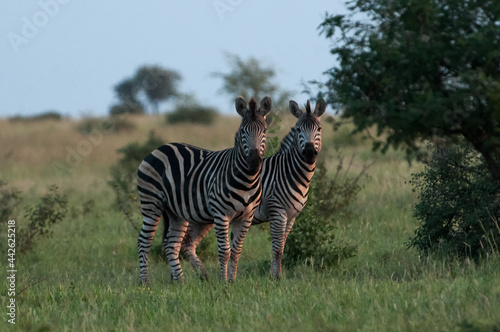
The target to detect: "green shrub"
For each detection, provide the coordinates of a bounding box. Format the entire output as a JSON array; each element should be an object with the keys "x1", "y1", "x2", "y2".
[
  {"x1": 409, "y1": 143, "x2": 500, "y2": 259},
  {"x1": 10, "y1": 111, "x2": 63, "y2": 122},
  {"x1": 264, "y1": 114, "x2": 282, "y2": 158},
  {"x1": 70, "y1": 198, "x2": 98, "y2": 219},
  {"x1": 167, "y1": 105, "x2": 218, "y2": 125},
  {"x1": 76, "y1": 116, "x2": 135, "y2": 135},
  {"x1": 0, "y1": 180, "x2": 22, "y2": 225},
  {"x1": 283, "y1": 153, "x2": 368, "y2": 269},
  {"x1": 109, "y1": 103, "x2": 145, "y2": 116},
  {"x1": 312, "y1": 151, "x2": 370, "y2": 220},
  {"x1": 329, "y1": 118, "x2": 366, "y2": 147},
  {"x1": 108, "y1": 131, "x2": 164, "y2": 223},
  {"x1": 19, "y1": 186, "x2": 68, "y2": 253},
  {"x1": 115, "y1": 131, "x2": 164, "y2": 173}
]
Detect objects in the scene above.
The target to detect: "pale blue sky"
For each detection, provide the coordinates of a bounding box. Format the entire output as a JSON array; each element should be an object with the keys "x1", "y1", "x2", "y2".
[{"x1": 1, "y1": 0, "x2": 346, "y2": 117}]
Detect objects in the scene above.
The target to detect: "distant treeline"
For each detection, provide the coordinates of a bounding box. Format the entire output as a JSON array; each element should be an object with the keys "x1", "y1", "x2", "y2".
[{"x1": 9, "y1": 111, "x2": 63, "y2": 122}]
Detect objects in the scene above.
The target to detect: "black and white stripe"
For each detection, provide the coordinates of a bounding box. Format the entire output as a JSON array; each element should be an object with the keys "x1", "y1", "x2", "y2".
[
  {"x1": 137, "y1": 96, "x2": 271, "y2": 284},
  {"x1": 181, "y1": 99, "x2": 326, "y2": 280},
  {"x1": 253, "y1": 100, "x2": 326, "y2": 279}
]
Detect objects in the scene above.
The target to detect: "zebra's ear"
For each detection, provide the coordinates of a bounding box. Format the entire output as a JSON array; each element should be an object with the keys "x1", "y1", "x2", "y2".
[
  {"x1": 235, "y1": 96, "x2": 247, "y2": 117},
  {"x1": 289, "y1": 100, "x2": 302, "y2": 118},
  {"x1": 258, "y1": 96, "x2": 272, "y2": 117},
  {"x1": 314, "y1": 99, "x2": 327, "y2": 117}
]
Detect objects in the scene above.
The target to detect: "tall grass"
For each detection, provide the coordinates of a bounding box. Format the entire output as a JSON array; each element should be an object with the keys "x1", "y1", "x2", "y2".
[{"x1": 1, "y1": 115, "x2": 499, "y2": 331}]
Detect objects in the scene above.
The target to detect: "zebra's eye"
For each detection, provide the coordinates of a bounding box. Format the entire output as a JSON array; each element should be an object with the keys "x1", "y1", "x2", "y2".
[{"x1": 318, "y1": 126, "x2": 322, "y2": 132}]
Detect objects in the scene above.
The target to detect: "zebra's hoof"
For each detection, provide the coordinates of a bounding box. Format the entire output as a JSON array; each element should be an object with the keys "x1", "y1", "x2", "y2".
[
  {"x1": 170, "y1": 274, "x2": 186, "y2": 284},
  {"x1": 270, "y1": 270, "x2": 282, "y2": 281},
  {"x1": 174, "y1": 279, "x2": 186, "y2": 284},
  {"x1": 139, "y1": 278, "x2": 150, "y2": 286}
]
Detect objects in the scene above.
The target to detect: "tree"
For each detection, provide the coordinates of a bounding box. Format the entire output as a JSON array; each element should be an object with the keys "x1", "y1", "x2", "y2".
[
  {"x1": 213, "y1": 54, "x2": 292, "y2": 110},
  {"x1": 318, "y1": 0, "x2": 500, "y2": 181},
  {"x1": 110, "y1": 65, "x2": 181, "y2": 115},
  {"x1": 111, "y1": 78, "x2": 145, "y2": 115},
  {"x1": 135, "y1": 65, "x2": 181, "y2": 114},
  {"x1": 114, "y1": 78, "x2": 139, "y2": 105}
]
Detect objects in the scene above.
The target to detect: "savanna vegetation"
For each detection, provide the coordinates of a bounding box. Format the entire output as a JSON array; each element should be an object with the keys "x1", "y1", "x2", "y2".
[
  {"x1": 1, "y1": 111, "x2": 499, "y2": 331},
  {"x1": 2, "y1": 1, "x2": 499, "y2": 330}
]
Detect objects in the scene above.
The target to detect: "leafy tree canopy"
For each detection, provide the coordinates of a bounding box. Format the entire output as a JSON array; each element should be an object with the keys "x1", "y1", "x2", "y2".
[
  {"x1": 135, "y1": 65, "x2": 181, "y2": 113},
  {"x1": 319, "y1": 0, "x2": 500, "y2": 180},
  {"x1": 111, "y1": 65, "x2": 181, "y2": 115},
  {"x1": 213, "y1": 53, "x2": 292, "y2": 110},
  {"x1": 114, "y1": 78, "x2": 139, "y2": 105}
]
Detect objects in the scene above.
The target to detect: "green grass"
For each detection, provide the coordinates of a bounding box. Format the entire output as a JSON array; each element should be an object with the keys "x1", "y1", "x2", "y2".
[{"x1": 1, "y1": 115, "x2": 500, "y2": 331}]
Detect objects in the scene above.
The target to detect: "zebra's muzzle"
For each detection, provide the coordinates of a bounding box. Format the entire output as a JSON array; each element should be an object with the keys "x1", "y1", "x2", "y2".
[
  {"x1": 303, "y1": 143, "x2": 318, "y2": 163},
  {"x1": 246, "y1": 148, "x2": 263, "y2": 172}
]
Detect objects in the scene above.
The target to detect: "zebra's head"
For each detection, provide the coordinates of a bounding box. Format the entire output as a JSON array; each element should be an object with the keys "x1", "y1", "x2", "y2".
[
  {"x1": 289, "y1": 99, "x2": 326, "y2": 164},
  {"x1": 234, "y1": 96, "x2": 272, "y2": 173}
]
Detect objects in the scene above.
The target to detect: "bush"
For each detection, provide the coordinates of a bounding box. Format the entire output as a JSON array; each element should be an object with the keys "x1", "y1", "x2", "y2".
[
  {"x1": 409, "y1": 143, "x2": 500, "y2": 259},
  {"x1": 114, "y1": 130, "x2": 165, "y2": 174},
  {"x1": 167, "y1": 105, "x2": 218, "y2": 125},
  {"x1": 0, "y1": 180, "x2": 22, "y2": 225},
  {"x1": 283, "y1": 153, "x2": 369, "y2": 269},
  {"x1": 76, "y1": 116, "x2": 135, "y2": 135},
  {"x1": 109, "y1": 103, "x2": 145, "y2": 116},
  {"x1": 264, "y1": 114, "x2": 282, "y2": 158},
  {"x1": 19, "y1": 186, "x2": 68, "y2": 253},
  {"x1": 329, "y1": 119, "x2": 366, "y2": 147},
  {"x1": 108, "y1": 131, "x2": 165, "y2": 229},
  {"x1": 70, "y1": 198, "x2": 98, "y2": 219},
  {"x1": 10, "y1": 111, "x2": 63, "y2": 122}
]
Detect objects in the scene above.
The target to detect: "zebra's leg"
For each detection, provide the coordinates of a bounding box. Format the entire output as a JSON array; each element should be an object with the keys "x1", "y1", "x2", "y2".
[
  {"x1": 228, "y1": 219, "x2": 252, "y2": 281},
  {"x1": 138, "y1": 213, "x2": 162, "y2": 285},
  {"x1": 269, "y1": 209, "x2": 288, "y2": 280},
  {"x1": 214, "y1": 217, "x2": 231, "y2": 281},
  {"x1": 181, "y1": 223, "x2": 213, "y2": 280},
  {"x1": 284, "y1": 217, "x2": 296, "y2": 243},
  {"x1": 163, "y1": 218, "x2": 189, "y2": 282}
]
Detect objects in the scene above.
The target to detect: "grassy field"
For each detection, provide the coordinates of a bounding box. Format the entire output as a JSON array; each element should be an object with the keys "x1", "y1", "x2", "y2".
[{"x1": 1, "y1": 114, "x2": 499, "y2": 331}]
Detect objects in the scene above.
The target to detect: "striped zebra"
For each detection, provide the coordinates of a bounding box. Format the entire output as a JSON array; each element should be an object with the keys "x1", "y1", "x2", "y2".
[
  {"x1": 180, "y1": 99, "x2": 326, "y2": 280},
  {"x1": 137, "y1": 96, "x2": 271, "y2": 284}
]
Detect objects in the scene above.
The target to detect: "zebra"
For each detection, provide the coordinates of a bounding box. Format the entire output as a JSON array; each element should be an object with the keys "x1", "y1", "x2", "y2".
[
  {"x1": 180, "y1": 99, "x2": 326, "y2": 280},
  {"x1": 137, "y1": 96, "x2": 271, "y2": 284}
]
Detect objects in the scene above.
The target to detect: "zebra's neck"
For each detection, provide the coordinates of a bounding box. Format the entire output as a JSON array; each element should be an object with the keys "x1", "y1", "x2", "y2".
[
  {"x1": 230, "y1": 146, "x2": 262, "y2": 182},
  {"x1": 291, "y1": 145, "x2": 316, "y2": 184},
  {"x1": 275, "y1": 127, "x2": 316, "y2": 183},
  {"x1": 268, "y1": 143, "x2": 316, "y2": 186},
  {"x1": 278, "y1": 127, "x2": 296, "y2": 154}
]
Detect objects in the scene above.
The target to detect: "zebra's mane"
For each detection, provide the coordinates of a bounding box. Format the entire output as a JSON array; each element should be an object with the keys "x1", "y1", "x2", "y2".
[{"x1": 278, "y1": 126, "x2": 296, "y2": 154}]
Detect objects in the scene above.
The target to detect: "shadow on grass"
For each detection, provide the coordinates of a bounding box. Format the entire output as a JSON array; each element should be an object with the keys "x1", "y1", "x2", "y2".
[{"x1": 458, "y1": 320, "x2": 500, "y2": 332}]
